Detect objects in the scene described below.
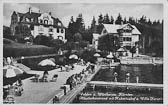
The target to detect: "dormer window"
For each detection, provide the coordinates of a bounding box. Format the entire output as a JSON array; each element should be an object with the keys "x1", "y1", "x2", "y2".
[
  {"x1": 39, "y1": 19, "x2": 43, "y2": 24},
  {"x1": 57, "y1": 28, "x2": 60, "y2": 33},
  {"x1": 26, "y1": 18, "x2": 29, "y2": 22},
  {"x1": 44, "y1": 20, "x2": 48, "y2": 24},
  {"x1": 58, "y1": 22, "x2": 61, "y2": 26}
]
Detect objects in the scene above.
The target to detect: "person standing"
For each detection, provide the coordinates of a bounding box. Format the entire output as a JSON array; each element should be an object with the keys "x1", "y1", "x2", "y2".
[
  {"x1": 126, "y1": 72, "x2": 130, "y2": 83},
  {"x1": 114, "y1": 72, "x2": 118, "y2": 82}
]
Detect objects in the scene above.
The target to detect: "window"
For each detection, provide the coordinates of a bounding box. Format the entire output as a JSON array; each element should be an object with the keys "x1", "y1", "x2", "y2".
[
  {"x1": 123, "y1": 37, "x2": 132, "y2": 41},
  {"x1": 49, "y1": 28, "x2": 53, "y2": 32},
  {"x1": 57, "y1": 28, "x2": 60, "y2": 33},
  {"x1": 40, "y1": 19, "x2": 43, "y2": 24},
  {"x1": 31, "y1": 18, "x2": 34, "y2": 22},
  {"x1": 30, "y1": 25, "x2": 34, "y2": 30},
  {"x1": 57, "y1": 36, "x2": 63, "y2": 40},
  {"x1": 44, "y1": 20, "x2": 48, "y2": 24},
  {"x1": 120, "y1": 37, "x2": 123, "y2": 42},
  {"x1": 61, "y1": 29, "x2": 64, "y2": 33}
]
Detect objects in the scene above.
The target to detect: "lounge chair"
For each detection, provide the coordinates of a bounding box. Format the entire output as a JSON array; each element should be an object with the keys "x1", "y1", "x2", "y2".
[
  {"x1": 34, "y1": 74, "x2": 40, "y2": 82},
  {"x1": 4, "y1": 95, "x2": 15, "y2": 104}
]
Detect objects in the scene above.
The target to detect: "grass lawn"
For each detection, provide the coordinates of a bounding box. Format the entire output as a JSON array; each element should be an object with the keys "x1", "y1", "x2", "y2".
[{"x1": 3, "y1": 38, "x2": 55, "y2": 57}]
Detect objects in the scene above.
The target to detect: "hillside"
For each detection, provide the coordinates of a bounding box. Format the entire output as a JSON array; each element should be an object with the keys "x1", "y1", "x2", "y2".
[{"x1": 3, "y1": 38, "x2": 55, "y2": 57}]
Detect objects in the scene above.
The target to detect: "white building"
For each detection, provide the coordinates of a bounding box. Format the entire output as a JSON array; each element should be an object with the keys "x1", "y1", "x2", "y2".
[
  {"x1": 10, "y1": 8, "x2": 66, "y2": 42},
  {"x1": 101, "y1": 23, "x2": 141, "y2": 49},
  {"x1": 92, "y1": 33, "x2": 100, "y2": 50},
  {"x1": 92, "y1": 23, "x2": 141, "y2": 54}
]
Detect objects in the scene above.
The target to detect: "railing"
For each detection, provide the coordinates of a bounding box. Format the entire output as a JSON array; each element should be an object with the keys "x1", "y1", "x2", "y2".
[{"x1": 88, "y1": 81, "x2": 163, "y2": 90}]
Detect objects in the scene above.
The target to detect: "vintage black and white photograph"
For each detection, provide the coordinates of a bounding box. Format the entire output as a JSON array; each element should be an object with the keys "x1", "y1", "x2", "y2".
[{"x1": 2, "y1": 1, "x2": 165, "y2": 104}]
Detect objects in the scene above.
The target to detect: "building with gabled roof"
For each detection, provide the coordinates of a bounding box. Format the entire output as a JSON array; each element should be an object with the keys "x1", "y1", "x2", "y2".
[
  {"x1": 10, "y1": 8, "x2": 66, "y2": 42},
  {"x1": 92, "y1": 23, "x2": 141, "y2": 54}
]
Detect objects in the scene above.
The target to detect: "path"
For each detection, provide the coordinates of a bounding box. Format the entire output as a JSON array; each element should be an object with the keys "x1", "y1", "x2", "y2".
[{"x1": 14, "y1": 64, "x2": 86, "y2": 103}]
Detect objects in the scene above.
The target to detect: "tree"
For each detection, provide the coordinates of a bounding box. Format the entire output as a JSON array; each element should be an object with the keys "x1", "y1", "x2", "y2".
[
  {"x1": 82, "y1": 29, "x2": 93, "y2": 44},
  {"x1": 123, "y1": 17, "x2": 127, "y2": 24},
  {"x1": 49, "y1": 39, "x2": 64, "y2": 50},
  {"x1": 139, "y1": 15, "x2": 147, "y2": 24},
  {"x1": 98, "y1": 34, "x2": 120, "y2": 52},
  {"x1": 3, "y1": 26, "x2": 12, "y2": 40},
  {"x1": 110, "y1": 16, "x2": 114, "y2": 24},
  {"x1": 103, "y1": 14, "x2": 110, "y2": 24},
  {"x1": 128, "y1": 17, "x2": 135, "y2": 25},
  {"x1": 130, "y1": 46, "x2": 136, "y2": 58},
  {"x1": 115, "y1": 13, "x2": 123, "y2": 25},
  {"x1": 98, "y1": 14, "x2": 104, "y2": 24},
  {"x1": 73, "y1": 32, "x2": 82, "y2": 42},
  {"x1": 15, "y1": 24, "x2": 32, "y2": 43},
  {"x1": 91, "y1": 16, "x2": 96, "y2": 29},
  {"x1": 33, "y1": 35, "x2": 50, "y2": 46},
  {"x1": 76, "y1": 13, "x2": 85, "y2": 32},
  {"x1": 147, "y1": 19, "x2": 152, "y2": 25}
]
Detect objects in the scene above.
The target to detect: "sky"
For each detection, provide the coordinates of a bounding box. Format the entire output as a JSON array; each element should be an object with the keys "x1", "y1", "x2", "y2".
[{"x1": 3, "y1": 3, "x2": 163, "y2": 28}]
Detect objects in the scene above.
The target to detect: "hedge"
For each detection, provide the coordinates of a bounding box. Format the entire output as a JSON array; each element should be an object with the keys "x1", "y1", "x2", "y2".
[{"x1": 3, "y1": 42, "x2": 56, "y2": 58}]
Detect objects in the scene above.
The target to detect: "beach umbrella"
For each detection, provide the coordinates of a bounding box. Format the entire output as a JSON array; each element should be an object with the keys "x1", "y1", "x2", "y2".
[
  {"x1": 49, "y1": 58, "x2": 55, "y2": 63},
  {"x1": 3, "y1": 65, "x2": 24, "y2": 78},
  {"x1": 94, "y1": 53, "x2": 100, "y2": 57},
  {"x1": 38, "y1": 59, "x2": 56, "y2": 66},
  {"x1": 69, "y1": 54, "x2": 78, "y2": 59},
  {"x1": 117, "y1": 48, "x2": 126, "y2": 52},
  {"x1": 106, "y1": 52, "x2": 114, "y2": 59}
]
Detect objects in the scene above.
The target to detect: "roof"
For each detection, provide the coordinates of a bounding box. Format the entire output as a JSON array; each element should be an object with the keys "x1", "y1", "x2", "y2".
[
  {"x1": 13, "y1": 11, "x2": 64, "y2": 28},
  {"x1": 23, "y1": 12, "x2": 41, "y2": 19},
  {"x1": 103, "y1": 24, "x2": 120, "y2": 33},
  {"x1": 103, "y1": 23, "x2": 141, "y2": 35}
]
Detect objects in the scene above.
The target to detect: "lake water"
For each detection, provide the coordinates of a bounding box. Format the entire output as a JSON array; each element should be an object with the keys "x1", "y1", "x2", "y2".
[{"x1": 72, "y1": 64, "x2": 163, "y2": 103}]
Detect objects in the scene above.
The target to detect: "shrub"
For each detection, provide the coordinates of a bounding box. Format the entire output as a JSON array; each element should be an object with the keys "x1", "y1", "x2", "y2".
[{"x1": 3, "y1": 42, "x2": 55, "y2": 58}]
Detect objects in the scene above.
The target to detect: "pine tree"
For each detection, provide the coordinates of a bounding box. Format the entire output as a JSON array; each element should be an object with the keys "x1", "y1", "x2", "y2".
[
  {"x1": 110, "y1": 16, "x2": 114, "y2": 24},
  {"x1": 147, "y1": 19, "x2": 152, "y2": 25},
  {"x1": 98, "y1": 14, "x2": 104, "y2": 24},
  {"x1": 76, "y1": 13, "x2": 85, "y2": 32},
  {"x1": 128, "y1": 17, "x2": 135, "y2": 25},
  {"x1": 115, "y1": 13, "x2": 123, "y2": 25},
  {"x1": 91, "y1": 16, "x2": 96, "y2": 29},
  {"x1": 139, "y1": 15, "x2": 147, "y2": 24},
  {"x1": 123, "y1": 17, "x2": 127, "y2": 24},
  {"x1": 103, "y1": 14, "x2": 110, "y2": 24}
]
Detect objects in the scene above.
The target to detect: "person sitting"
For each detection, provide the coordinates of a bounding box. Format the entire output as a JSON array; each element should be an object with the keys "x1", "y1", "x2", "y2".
[
  {"x1": 16, "y1": 78, "x2": 23, "y2": 86},
  {"x1": 42, "y1": 71, "x2": 49, "y2": 82},
  {"x1": 51, "y1": 74, "x2": 58, "y2": 82}
]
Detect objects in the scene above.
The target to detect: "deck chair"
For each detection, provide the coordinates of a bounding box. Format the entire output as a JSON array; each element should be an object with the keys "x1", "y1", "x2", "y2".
[{"x1": 4, "y1": 95, "x2": 15, "y2": 104}]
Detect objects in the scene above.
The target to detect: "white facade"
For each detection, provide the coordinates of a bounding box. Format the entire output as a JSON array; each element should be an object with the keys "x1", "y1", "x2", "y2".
[
  {"x1": 98, "y1": 23, "x2": 141, "y2": 53},
  {"x1": 33, "y1": 13, "x2": 65, "y2": 41},
  {"x1": 92, "y1": 33, "x2": 101, "y2": 50},
  {"x1": 10, "y1": 10, "x2": 66, "y2": 42}
]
